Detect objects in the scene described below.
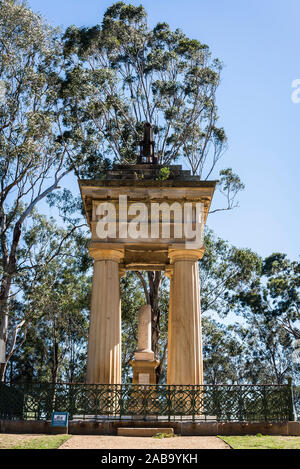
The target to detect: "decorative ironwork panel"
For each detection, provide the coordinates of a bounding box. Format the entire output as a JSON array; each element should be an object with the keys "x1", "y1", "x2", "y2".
[{"x1": 0, "y1": 382, "x2": 292, "y2": 422}]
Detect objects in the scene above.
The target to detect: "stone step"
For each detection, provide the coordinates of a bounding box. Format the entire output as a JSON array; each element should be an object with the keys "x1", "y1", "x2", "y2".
[{"x1": 117, "y1": 427, "x2": 174, "y2": 437}]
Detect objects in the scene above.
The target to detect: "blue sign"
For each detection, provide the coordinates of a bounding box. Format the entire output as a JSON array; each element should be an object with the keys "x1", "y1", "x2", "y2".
[{"x1": 51, "y1": 411, "x2": 69, "y2": 428}]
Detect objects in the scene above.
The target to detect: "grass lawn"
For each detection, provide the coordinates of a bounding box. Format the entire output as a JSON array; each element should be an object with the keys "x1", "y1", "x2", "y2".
[
  {"x1": 219, "y1": 435, "x2": 300, "y2": 449},
  {"x1": 0, "y1": 434, "x2": 71, "y2": 449}
]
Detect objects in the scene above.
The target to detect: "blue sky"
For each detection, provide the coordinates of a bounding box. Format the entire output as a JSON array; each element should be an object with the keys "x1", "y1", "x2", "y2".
[{"x1": 27, "y1": 0, "x2": 300, "y2": 261}]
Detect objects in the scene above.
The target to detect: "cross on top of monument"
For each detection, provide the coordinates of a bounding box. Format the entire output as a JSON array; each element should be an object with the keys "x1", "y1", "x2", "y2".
[{"x1": 138, "y1": 122, "x2": 158, "y2": 165}]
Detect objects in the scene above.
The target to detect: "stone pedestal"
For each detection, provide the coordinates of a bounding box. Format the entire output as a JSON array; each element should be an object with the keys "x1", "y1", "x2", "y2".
[
  {"x1": 86, "y1": 248, "x2": 124, "y2": 384},
  {"x1": 130, "y1": 359, "x2": 160, "y2": 385},
  {"x1": 131, "y1": 304, "x2": 158, "y2": 384},
  {"x1": 167, "y1": 249, "x2": 204, "y2": 385}
]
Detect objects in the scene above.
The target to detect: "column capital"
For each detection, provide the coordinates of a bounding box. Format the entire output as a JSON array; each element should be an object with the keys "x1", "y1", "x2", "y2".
[
  {"x1": 168, "y1": 247, "x2": 205, "y2": 264},
  {"x1": 89, "y1": 243, "x2": 124, "y2": 263},
  {"x1": 165, "y1": 265, "x2": 174, "y2": 278}
]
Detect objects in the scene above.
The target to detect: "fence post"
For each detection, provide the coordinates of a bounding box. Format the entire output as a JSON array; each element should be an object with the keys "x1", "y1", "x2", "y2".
[
  {"x1": 238, "y1": 386, "x2": 244, "y2": 421},
  {"x1": 192, "y1": 386, "x2": 195, "y2": 422},
  {"x1": 68, "y1": 383, "x2": 75, "y2": 420},
  {"x1": 167, "y1": 386, "x2": 171, "y2": 422},
  {"x1": 287, "y1": 377, "x2": 296, "y2": 421}
]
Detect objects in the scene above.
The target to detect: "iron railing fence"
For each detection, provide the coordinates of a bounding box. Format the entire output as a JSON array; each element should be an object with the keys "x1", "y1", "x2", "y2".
[{"x1": 0, "y1": 382, "x2": 293, "y2": 423}]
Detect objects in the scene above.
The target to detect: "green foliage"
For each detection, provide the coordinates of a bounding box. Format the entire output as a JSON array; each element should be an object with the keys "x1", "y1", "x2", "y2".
[
  {"x1": 156, "y1": 167, "x2": 170, "y2": 181},
  {"x1": 200, "y1": 229, "x2": 298, "y2": 385},
  {"x1": 62, "y1": 2, "x2": 226, "y2": 177},
  {"x1": 200, "y1": 228, "x2": 262, "y2": 317},
  {"x1": 235, "y1": 317, "x2": 295, "y2": 385},
  {"x1": 6, "y1": 212, "x2": 91, "y2": 383},
  {"x1": 0, "y1": 0, "x2": 81, "y2": 380},
  {"x1": 202, "y1": 317, "x2": 244, "y2": 384},
  {"x1": 0, "y1": 0, "x2": 68, "y2": 180},
  {"x1": 215, "y1": 168, "x2": 245, "y2": 211},
  {"x1": 233, "y1": 252, "x2": 300, "y2": 340},
  {"x1": 152, "y1": 432, "x2": 174, "y2": 439}
]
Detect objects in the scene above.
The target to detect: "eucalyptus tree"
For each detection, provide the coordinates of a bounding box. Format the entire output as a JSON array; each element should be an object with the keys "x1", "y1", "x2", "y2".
[
  {"x1": 259, "y1": 253, "x2": 300, "y2": 341},
  {"x1": 4, "y1": 211, "x2": 90, "y2": 383},
  {"x1": 232, "y1": 317, "x2": 295, "y2": 385},
  {"x1": 233, "y1": 253, "x2": 300, "y2": 338},
  {"x1": 0, "y1": 0, "x2": 88, "y2": 380},
  {"x1": 233, "y1": 253, "x2": 300, "y2": 350},
  {"x1": 62, "y1": 2, "x2": 243, "y2": 202},
  {"x1": 200, "y1": 228, "x2": 262, "y2": 317},
  {"x1": 202, "y1": 317, "x2": 244, "y2": 385},
  {"x1": 62, "y1": 2, "x2": 228, "y2": 174},
  {"x1": 202, "y1": 315, "x2": 298, "y2": 386},
  {"x1": 214, "y1": 250, "x2": 300, "y2": 385}
]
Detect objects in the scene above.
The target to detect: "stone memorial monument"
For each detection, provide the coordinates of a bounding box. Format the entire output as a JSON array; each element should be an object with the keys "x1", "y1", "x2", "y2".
[{"x1": 79, "y1": 123, "x2": 216, "y2": 385}]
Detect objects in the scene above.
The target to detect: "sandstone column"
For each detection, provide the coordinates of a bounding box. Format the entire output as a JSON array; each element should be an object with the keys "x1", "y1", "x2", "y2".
[
  {"x1": 86, "y1": 248, "x2": 124, "y2": 384},
  {"x1": 167, "y1": 249, "x2": 204, "y2": 385}
]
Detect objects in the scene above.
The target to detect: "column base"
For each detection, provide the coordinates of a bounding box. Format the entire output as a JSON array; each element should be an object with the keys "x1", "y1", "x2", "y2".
[{"x1": 130, "y1": 359, "x2": 160, "y2": 385}]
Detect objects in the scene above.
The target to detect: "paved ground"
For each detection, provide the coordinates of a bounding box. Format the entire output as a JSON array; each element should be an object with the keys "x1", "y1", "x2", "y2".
[{"x1": 59, "y1": 435, "x2": 230, "y2": 449}]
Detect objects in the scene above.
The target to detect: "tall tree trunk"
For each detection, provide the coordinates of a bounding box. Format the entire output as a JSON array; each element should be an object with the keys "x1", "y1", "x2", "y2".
[
  {"x1": 147, "y1": 271, "x2": 163, "y2": 383},
  {"x1": 0, "y1": 219, "x2": 22, "y2": 382},
  {"x1": 0, "y1": 277, "x2": 13, "y2": 382},
  {"x1": 52, "y1": 333, "x2": 59, "y2": 385}
]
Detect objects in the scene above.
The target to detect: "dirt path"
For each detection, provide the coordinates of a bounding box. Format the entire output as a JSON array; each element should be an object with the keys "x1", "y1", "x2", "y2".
[{"x1": 59, "y1": 435, "x2": 230, "y2": 449}]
